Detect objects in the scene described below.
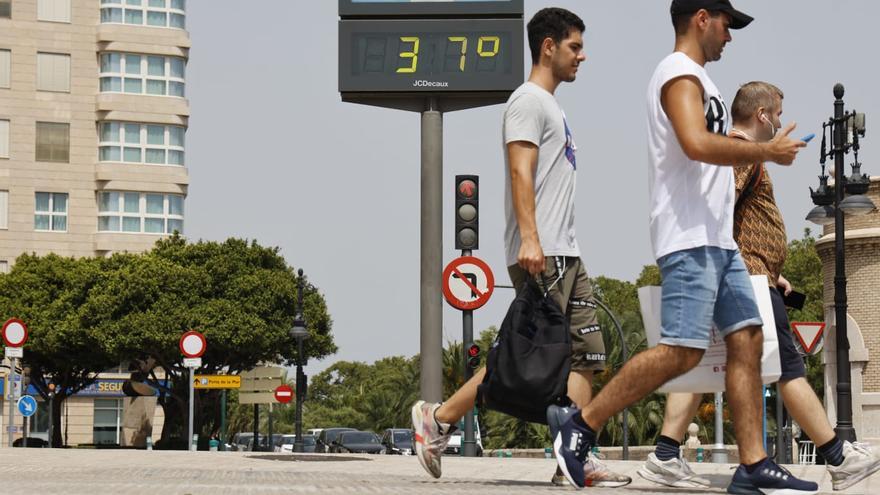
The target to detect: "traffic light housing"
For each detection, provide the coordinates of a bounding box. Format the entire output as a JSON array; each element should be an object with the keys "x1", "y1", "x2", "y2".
[
  {"x1": 455, "y1": 175, "x2": 478, "y2": 250},
  {"x1": 467, "y1": 343, "x2": 480, "y2": 369}
]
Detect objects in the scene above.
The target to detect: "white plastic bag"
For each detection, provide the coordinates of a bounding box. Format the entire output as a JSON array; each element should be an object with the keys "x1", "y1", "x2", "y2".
[{"x1": 637, "y1": 275, "x2": 781, "y2": 393}]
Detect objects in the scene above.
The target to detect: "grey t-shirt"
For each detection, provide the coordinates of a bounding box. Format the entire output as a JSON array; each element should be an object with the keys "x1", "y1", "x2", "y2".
[{"x1": 503, "y1": 81, "x2": 580, "y2": 267}]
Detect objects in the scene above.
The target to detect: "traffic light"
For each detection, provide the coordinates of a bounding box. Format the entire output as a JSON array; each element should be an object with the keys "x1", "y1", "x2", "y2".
[
  {"x1": 455, "y1": 175, "x2": 478, "y2": 250},
  {"x1": 467, "y1": 343, "x2": 480, "y2": 369}
]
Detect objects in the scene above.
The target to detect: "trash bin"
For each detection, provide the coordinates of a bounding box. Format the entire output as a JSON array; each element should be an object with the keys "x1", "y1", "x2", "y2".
[{"x1": 209, "y1": 439, "x2": 219, "y2": 452}]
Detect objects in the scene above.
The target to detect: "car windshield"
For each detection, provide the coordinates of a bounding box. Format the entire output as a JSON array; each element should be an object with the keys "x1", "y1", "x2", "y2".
[
  {"x1": 303, "y1": 436, "x2": 316, "y2": 446},
  {"x1": 393, "y1": 431, "x2": 412, "y2": 443},
  {"x1": 341, "y1": 432, "x2": 378, "y2": 444},
  {"x1": 326, "y1": 429, "x2": 354, "y2": 442}
]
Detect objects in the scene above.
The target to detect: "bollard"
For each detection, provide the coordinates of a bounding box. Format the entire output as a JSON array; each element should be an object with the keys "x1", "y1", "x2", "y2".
[
  {"x1": 146, "y1": 436, "x2": 153, "y2": 451},
  {"x1": 209, "y1": 439, "x2": 219, "y2": 452},
  {"x1": 544, "y1": 447, "x2": 552, "y2": 459},
  {"x1": 696, "y1": 447, "x2": 704, "y2": 463},
  {"x1": 191, "y1": 434, "x2": 198, "y2": 451}
]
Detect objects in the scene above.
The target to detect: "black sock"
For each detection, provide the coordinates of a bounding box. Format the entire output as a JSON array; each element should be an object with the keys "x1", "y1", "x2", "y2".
[
  {"x1": 745, "y1": 457, "x2": 768, "y2": 474},
  {"x1": 571, "y1": 413, "x2": 597, "y2": 441},
  {"x1": 655, "y1": 435, "x2": 681, "y2": 461},
  {"x1": 818, "y1": 436, "x2": 845, "y2": 467}
]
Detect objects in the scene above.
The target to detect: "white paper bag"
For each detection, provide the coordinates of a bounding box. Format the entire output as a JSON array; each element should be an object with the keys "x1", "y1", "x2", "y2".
[{"x1": 637, "y1": 275, "x2": 781, "y2": 393}]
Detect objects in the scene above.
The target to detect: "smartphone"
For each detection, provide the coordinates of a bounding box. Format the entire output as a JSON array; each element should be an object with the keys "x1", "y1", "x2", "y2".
[
  {"x1": 801, "y1": 133, "x2": 816, "y2": 143},
  {"x1": 781, "y1": 290, "x2": 806, "y2": 310}
]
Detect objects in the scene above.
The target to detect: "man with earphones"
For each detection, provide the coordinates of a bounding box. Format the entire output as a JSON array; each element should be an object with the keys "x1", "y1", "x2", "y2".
[{"x1": 636, "y1": 81, "x2": 880, "y2": 492}]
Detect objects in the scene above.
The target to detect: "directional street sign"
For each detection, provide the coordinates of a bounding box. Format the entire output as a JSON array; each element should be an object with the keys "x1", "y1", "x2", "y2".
[
  {"x1": 791, "y1": 322, "x2": 826, "y2": 355},
  {"x1": 17, "y1": 395, "x2": 37, "y2": 418},
  {"x1": 2, "y1": 318, "x2": 28, "y2": 347},
  {"x1": 239, "y1": 366, "x2": 285, "y2": 405},
  {"x1": 442, "y1": 256, "x2": 494, "y2": 311},
  {"x1": 180, "y1": 330, "x2": 207, "y2": 358},
  {"x1": 193, "y1": 375, "x2": 241, "y2": 389},
  {"x1": 274, "y1": 384, "x2": 293, "y2": 404}
]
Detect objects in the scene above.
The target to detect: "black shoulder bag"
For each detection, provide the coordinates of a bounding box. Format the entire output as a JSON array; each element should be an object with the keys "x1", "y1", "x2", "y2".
[{"x1": 477, "y1": 276, "x2": 572, "y2": 424}]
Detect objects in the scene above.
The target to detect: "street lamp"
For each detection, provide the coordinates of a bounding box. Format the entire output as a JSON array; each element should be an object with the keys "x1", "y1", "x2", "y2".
[
  {"x1": 806, "y1": 84, "x2": 875, "y2": 443},
  {"x1": 290, "y1": 268, "x2": 309, "y2": 453}
]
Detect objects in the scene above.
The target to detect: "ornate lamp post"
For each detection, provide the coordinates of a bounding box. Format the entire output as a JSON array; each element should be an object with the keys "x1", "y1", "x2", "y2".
[
  {"x1": 806, "y1": 84, "x2": 874, "y2": 442},
  {"x1": 290, "y1": 269, "x2": 310, "y2": 453}
]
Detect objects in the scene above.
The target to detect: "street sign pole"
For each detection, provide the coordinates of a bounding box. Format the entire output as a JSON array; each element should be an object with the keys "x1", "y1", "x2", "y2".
[
  {"x1": 7, "y1": 357, "x2": 15, "y2": 447},
  {"x1": 220, "y1": 389, "x2": 227, "y2": 451},
  {"x1": 421, "y1": 97, "x2": 443, "y2": 404},
  {"x1": 188, "y1": 365, "x2": 195, "y2": 451},
  {"x1": 461, "y1": 248, "x2": 476, "y2": 458}
]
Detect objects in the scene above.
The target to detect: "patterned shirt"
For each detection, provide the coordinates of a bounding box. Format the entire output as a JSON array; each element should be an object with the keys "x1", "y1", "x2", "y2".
[{"x1": 731, "y1": 130, "x2": 787, "y2": 285}]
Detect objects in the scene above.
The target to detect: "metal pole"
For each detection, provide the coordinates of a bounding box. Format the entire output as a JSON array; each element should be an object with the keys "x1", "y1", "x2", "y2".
[
  {"x1": 776, "y1": 384, "x2": 785, "y2": 462},
  {"x1": 188, "y1": 366, "x2": 195, "y2": 451},
  {"x1": 460, "y1": 245, "x2": 476, "y2": 456},
  {"x1": 267, "y1": 402, "x2": 273, "y2": 452},
  {"x1": 713, "y1": 392, "x2": 728, "y2": 463},
  {"x1": 831, "y1": 83, "x2": 856, "y2": 443},
  {"x1": 420, "y1": 98, "x2": 443, "y2": 403},
  {"x1": 293, "y1": 338, "x2": 305, "y2": 453},
  {"x1": 48, "y1": 393, "x2": 54, "y2": 449},
  {"x1": 253, "y1": 404, "x2": 259, "y2": 451},
  {"x1": 220, "y1": 390, "x2": 226, "y2": 451},
  {"x1": 7, "y1": 358, "x2": 15, "y2": 447}
]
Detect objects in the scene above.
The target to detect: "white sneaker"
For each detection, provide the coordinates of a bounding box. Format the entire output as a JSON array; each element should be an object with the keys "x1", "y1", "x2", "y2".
[
  {"x1": 828, "y1": 441, "x2": 880, "y2": 491},
  {"x1": 411, "y1": 401, "x2": 454, "y2": 479},
  {"x1": 637, "y1": 452, "x2": 711, "y2": 488}
]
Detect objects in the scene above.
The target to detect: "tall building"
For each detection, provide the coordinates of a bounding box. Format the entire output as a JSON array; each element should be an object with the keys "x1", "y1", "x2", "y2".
[{"x1": 0, "y1": 0, "x2": 189, "y2": 447}]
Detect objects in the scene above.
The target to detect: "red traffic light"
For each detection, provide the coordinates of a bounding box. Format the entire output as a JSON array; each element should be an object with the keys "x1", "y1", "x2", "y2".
[
  {"x1": 467, "y1": 344, "x2": 480, "y2": 358},
  {"x1": 458, "y1": 179, "x2": 477, "y2": 199}
]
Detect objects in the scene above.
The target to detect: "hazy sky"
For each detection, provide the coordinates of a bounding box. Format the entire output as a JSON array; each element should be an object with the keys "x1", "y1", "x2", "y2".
[{"x1": 185, "y1": 1, "x2": 880, "y2": 377}]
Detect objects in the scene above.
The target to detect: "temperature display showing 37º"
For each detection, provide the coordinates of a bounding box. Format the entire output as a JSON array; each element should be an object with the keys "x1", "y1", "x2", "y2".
[{"x1": 339, "y1": 19, "x2": 523, "y2": 93}]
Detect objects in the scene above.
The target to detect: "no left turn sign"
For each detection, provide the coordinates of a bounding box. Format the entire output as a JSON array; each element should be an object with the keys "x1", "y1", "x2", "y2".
[{"x1": 442, "y1": 256, "x2": 494, "y2": 311}]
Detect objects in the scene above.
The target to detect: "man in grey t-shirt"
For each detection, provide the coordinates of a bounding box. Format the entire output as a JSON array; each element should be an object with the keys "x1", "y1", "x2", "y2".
[{"x1": 412, "y1": 7, "x2": 630, "y2": 488}]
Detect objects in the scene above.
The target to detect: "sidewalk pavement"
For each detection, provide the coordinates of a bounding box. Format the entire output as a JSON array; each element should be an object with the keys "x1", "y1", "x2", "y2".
[{"x1": 0, "y1": 448, "x2": 876, "y2": 494}]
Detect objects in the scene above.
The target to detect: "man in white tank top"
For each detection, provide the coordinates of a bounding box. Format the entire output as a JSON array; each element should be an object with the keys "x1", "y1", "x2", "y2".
[{"x1": 549, "y1": 2, "x2": 818, "y2": 493}]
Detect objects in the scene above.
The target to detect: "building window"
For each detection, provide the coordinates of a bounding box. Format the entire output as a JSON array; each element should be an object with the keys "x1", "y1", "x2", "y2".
[
  {"x1": 35, "y1": 192, "x2": 68, "y2": 232},
  {"x1": 98, "y1": 191, "x2": 184, "y2": 234},
  {"x1": 100, "y1": 52, "x2": 185, "y2": 97},
  {"x1": 0, "y1": 119, "x2": 8, "y2": 158},
  {"x1": 36, "y1": 122, "x2": 70, "y2": 162},
  {"x1": 0, "y1": 261, "x2": 8, "y2": 274},
  {"x1": 99, "y1": 122, "x2": 185, "y2": 165},
  {"x1": 36, "y1": 53, "x2": 70, "y2": 92},
  {"x1": 101, "y1": 0, "x2": 185, "y2": 29},
  {"x1": 0, "y1": 0, "x2": 9, "y2": 18},
  {"x1": 0, "y1": 49, "x2": 10, "y2": 88},
  {"x1": 93, "y1": 399, "x2": 122, "y2": 445},
  {"x1": 0, "y1": 190, "x2": 7, "y2": 229},
  {"x1": 37, "y1": 0, "x2": 70, "y2": 23}
]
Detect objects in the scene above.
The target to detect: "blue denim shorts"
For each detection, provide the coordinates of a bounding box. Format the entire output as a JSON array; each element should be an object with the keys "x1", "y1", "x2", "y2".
[{"x1": 657, "y1": 246, "x2": 763, "y2": 349}]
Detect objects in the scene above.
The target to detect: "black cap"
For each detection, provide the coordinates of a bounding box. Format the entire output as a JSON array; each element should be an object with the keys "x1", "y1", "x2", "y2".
[{"x1": 670, "y1": 0, "x2": 754, "y2": 30}]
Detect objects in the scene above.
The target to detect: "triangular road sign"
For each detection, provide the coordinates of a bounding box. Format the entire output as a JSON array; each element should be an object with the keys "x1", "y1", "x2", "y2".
[{"x1": 791, "y1": 322, "x2": 826, "y2": 355}]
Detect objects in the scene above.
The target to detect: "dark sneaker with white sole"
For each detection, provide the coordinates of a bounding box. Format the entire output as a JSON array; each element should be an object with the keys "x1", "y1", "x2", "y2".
[
  {"x1": 548, "y1": 404, "x2": 592, "y2": 488},
  {"x1": 727, "y1": 459, "x2": 818, "y2": 494}
]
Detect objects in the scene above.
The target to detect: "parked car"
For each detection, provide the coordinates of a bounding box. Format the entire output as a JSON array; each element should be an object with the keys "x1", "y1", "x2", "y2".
[
  {"x1": 315, "y1": 427, "x2": 356, "y2": 453},
  {"x1": 306, "y1": 428, "x2": 323, "y2": 437},
  {"x1": 230, "y1": 432, "x2": 258, "y2": 452},
  {"x1": 332, "y1": 431, "x2": 384, "y2": 454},
  {"x1": 251, "y1": 433, "x2": 283, "y2": 452},
  {"x1": 274, "y1": 434, "x2": 316, "y2": 453},
  {"x1": 380, "y1": 428, "x2": 413, "y2": 455},
  {"x1": 444, "y1": 417, "x2": 483, "y2": 456}
]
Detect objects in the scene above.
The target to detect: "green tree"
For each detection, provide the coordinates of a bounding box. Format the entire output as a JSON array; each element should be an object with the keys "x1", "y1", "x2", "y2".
[
  {"x1": 82, "y1": 236, "x2": 336, "y2": 447},
  {"x1": 0, "y1": 254, "x2": 119, "y2": 447}
]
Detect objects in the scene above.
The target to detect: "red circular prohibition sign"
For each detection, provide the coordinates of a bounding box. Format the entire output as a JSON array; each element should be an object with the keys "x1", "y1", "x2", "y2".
[
  {"x1": 179, "y1": 330, "x2": 207, "y2": 358},
  {"x1": 442, "y1": 256, "x2": 495, "y2": 311}
]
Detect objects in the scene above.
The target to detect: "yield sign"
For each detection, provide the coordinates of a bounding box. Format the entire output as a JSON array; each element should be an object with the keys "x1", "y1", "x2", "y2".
[
  {"x1": 274, "y1": 384, "x2": 294, "y2": 404},
  {"x1": 442, "y1": 256, "x2": 494, "y2": 311},
  {"x1": 791, "y1": 322, "x2": 825, "y2": 355}
]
